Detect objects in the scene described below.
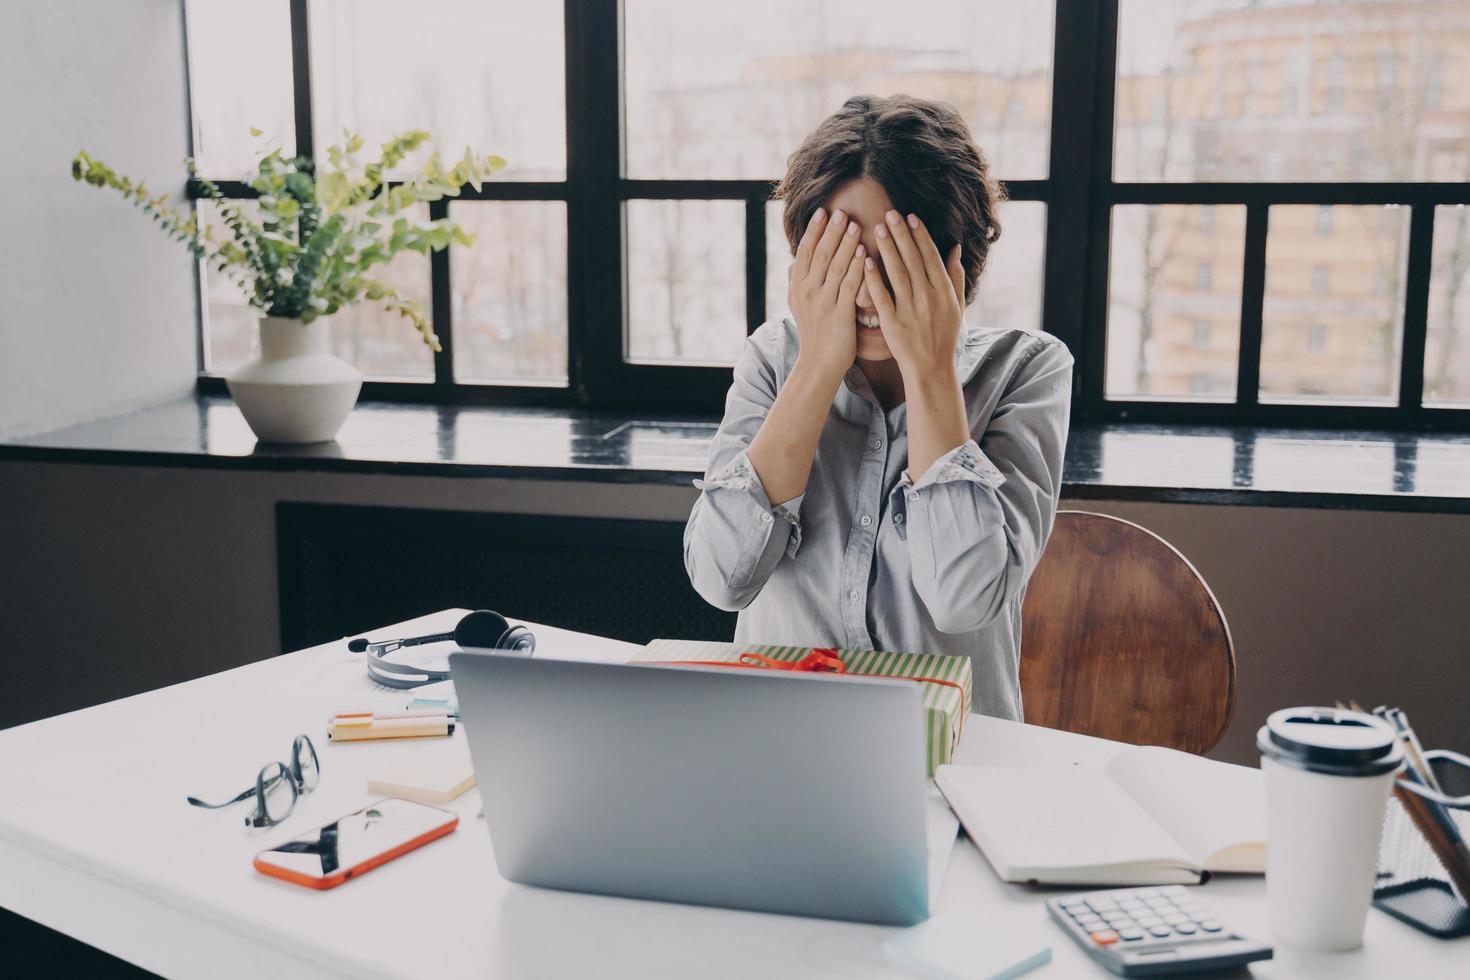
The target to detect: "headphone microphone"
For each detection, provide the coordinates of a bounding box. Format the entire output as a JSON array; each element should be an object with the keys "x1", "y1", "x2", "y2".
[{"x1": 346, "y1": 609, "x2": 535, "y2": 689}]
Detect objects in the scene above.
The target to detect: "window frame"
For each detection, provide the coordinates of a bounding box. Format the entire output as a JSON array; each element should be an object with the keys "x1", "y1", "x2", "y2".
[{"x1": 185, "y1": 0, "x2": 1470, "y2": 430}]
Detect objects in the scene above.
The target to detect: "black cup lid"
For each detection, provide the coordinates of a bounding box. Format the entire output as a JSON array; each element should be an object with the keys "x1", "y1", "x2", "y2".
[{"x1": 1256, "y1": 707, "x2": 1404, "y2": 777}]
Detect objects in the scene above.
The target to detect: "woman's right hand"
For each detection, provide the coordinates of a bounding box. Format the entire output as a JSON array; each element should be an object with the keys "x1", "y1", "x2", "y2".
[{"x1": 788, "y1": 207, "x2": 866, "y2": 381}]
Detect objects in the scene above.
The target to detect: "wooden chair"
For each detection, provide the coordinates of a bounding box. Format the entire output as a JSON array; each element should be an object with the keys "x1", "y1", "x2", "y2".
[{"x1": 1019, "y1": 510, "x2": 1236, "y2": 755}]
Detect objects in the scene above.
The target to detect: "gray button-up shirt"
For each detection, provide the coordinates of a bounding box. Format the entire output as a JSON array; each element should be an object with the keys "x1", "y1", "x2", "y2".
[{"x1": 683, "y1": 317, "x2": 1073, "y2": 720}]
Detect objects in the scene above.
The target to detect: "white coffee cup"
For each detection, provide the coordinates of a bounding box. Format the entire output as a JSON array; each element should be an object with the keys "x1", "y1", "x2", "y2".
[{"x1": 1257, "y1": 707, "x2": 1404, "y2": 951}]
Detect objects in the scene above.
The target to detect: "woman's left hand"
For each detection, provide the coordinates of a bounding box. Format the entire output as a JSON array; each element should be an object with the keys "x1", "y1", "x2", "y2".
[{"x1": 864, "y1": 210, "x2": 965, "y2": 378}]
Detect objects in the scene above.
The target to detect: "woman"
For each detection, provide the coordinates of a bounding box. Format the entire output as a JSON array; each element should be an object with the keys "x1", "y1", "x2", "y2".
[{"x1": 683, "y1": 94, "x2": 1072, "y2": 720}]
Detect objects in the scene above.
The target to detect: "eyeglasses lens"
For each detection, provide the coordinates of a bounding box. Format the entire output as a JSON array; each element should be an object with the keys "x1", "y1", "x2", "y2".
[
  {"x1": 259, "y1": 762, "x2": 297, "y2": 824},
  {"x1": 296, "y1": 737, "x2": 320, "y2": 792}
]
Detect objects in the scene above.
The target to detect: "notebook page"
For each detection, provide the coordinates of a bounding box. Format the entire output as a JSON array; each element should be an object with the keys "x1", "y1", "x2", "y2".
[
  {"x1": 936, "y1": 765, "x2": 1197, "y2": 882},
  {"x1": 1105, "y1": 745, "x2": 1266, "y2": 873}
]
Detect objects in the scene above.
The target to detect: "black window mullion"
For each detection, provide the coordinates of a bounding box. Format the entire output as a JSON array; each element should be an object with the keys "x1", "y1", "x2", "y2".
[
  {"x1": 1045, "y1": 0, "x2": 1114, "y2": 417},
  {"x1": 1397, "y1": 204, "x2": 1435, "y2": 410},
  {"x1": 566, "y1": 0, "x2": 622, "y2": 406},
  {"x1": 1235, "y1": 203, "x2": 1269, "y2": 409},
  {"x1": 746, "y1": 193, "x2": 768, "y2": 335},
  {"x1": 289, "y1": 0, "x2": 314, "y2": 161},
  {"x1": 428, "y1": 198, "x2": 454, "y2": 390}
]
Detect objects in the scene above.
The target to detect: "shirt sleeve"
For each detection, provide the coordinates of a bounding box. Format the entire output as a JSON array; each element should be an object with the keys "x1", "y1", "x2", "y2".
[
  {"x1": 683, "y1": 336, "x2": 804, "y2": 612},
  {"x1": 893, "y1": 338, "x2": 1073, "y2": 634}
]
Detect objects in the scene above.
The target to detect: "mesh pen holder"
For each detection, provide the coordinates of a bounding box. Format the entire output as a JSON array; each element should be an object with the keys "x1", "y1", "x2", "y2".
[{"x1": 1374, "y1": 748, "x2": 1470, "y2": 938}]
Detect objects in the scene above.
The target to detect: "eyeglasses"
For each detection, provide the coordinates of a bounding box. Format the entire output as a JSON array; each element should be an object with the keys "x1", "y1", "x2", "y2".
[{"x1": 187, "y1": 734, "x2": 320, "y2": 828}]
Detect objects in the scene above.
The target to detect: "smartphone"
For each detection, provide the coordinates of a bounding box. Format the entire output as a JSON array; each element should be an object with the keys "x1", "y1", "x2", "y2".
[{"x1": 254, "y1": 798, "x2": 458, "y2": 890}]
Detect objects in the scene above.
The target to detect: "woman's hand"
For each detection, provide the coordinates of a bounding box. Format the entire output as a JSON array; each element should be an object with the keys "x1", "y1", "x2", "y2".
[
  {"x1": 788, "y1": 207, "x2": 866, "y2": 381},
  {"x1": 863, "y1": 210, "x2": 965, "y2": 379}
]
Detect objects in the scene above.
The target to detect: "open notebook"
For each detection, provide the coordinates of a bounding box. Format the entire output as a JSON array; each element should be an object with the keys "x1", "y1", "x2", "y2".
[{"x1": 936, "y1": 745, "x2": 1265, "y2": 886}]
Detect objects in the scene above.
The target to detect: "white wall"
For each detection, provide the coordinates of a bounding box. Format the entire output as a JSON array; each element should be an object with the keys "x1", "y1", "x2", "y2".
[{"x1": 0, "y1": 1, "x2": 197, "y2": 438}]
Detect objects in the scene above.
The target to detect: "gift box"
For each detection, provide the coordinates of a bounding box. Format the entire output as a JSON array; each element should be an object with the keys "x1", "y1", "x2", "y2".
[{"x1": 633, "y1": 639, "x2": 971, "y2": 776}]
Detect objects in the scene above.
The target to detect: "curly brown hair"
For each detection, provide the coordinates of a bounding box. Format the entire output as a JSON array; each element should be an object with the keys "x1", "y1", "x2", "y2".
[{"x1": 774, "y1": 94, "x2": 1005, "y2": 305}]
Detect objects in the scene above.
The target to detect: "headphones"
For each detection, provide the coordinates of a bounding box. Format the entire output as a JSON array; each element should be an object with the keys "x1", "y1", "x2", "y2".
[{"x1": 347, "y1": 609, "x2": 536, "y2": 689}]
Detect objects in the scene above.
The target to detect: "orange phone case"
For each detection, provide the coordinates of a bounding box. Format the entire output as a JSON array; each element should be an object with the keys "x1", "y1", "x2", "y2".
[{"x1": 253, "y1": 801, "x2": 459, "y2": 890}]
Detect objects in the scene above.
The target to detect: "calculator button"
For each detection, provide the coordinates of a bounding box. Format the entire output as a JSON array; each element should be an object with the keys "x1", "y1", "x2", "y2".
[
  {"x1": 1090, "y1": 930, "x2": 1119, "y2": 945},
  {"x1": 1199, "y1": 920, "x2": 1224, "y2": 932},
  {"x1": 1087, "y1": 898, "x2": 1119, "y2": 912},
  {"x1": 1174, "y1": 922, "x2": 1198, "y2": 935},
  {"x1": 1117, "y1": 927, "x2": 1145, "y2": 941},
  {"x1": 1060, "y1": 899, "x2": 1088, "y2": 910},
  {"x1": 1135, "y1": 915, "x2": 1164, "y2": 928},
  {"x1": 1101, "y1": 910, "x2": 1130, "y2": 922},
  {"x1": 1076, "y1": 916, "x2": 1105, "y2": 930},
  {"x1": 1144, "y1": 895, "x2": 1171, "y2": 907},
  {"x1": 1118, "y1": 898, "x2": 1145, "y2": 910},
  {"x1": 1163, "y1": 913, "x2": 1189, "y2": 925},
  {"x1": 1148, "y1": 925, "x2": 1173, "y2": 938}
]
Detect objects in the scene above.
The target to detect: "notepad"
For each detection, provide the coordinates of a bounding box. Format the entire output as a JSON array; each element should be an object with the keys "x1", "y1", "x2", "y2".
[
  {"x1": 936, "y1": 745, "x2": 1265, "y2": 887},
  {"x1": 366, "y1": 756, "x2": 476, "y2": 805}
]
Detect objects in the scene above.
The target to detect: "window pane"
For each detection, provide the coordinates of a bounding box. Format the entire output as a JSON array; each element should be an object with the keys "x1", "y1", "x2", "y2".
[
  {"x1": 764, "y1": 200, "x2": 1047, "y2": 335},
  {"x1": 626, "y1": 200, "x2": 747, "y2": 365},
  {"x1": 310, "y1": 0, "x2": 564, "y2": 180},
  {"x1": 185, "y1": 0, "x2": 295, "y2": 177},
  {"x1": 766, "y1": 201, "x2": 791, "y2": 326},
  {"x1": 323, "y1": 203, "x2": 435, "y2": 380},
  {"x1": 1116, "y1": 0, "x2": 1470, "y2": 182},
  {"x1": 198, "y1": 201, "x2": 257, "y2": 375},
  {"x1": 450, "y1": 202, "x2": 568, "y2": 385},
  {"x1": 1260, "y1": 205, "x2": 1408, "y2": 404},
  {"x1": 199, "y1": 200, "x2": 435, "y2": 380},
  {"x1": 625, "y1": 0, "x2": 1054, "y2": 179},
  {"x1": 1425, "y1": 205, "x2": 1470, "y2": 406},
  {"x1": 966, "y1": 202, "x2": 1046, "y2": 333},
  {"x1": 1106, "y1": 204, "x2": 1246, "y2": 400}
]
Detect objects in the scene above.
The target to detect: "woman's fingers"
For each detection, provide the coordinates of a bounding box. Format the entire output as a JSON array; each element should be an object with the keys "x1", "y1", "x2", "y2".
[
  {"x1": 823, "y1": 216, "x2": 862, "y2": 293},
  {"x1": 873, "y1": 217, "x2": 911, "y2": 305},
  {"x1": 947, "y1": 243, "x2": 965, "y2": 306},
  {"x1": 907, "y1": 214, "x2": 950, "y2": 293},
  {"x1": 863, "y1": 255, "x2": 896, "y2": 319},
  {"x1": 884, "y1": 210, "x2": 929, "y2": 296},
  {"x1": 809, "y1": 209, "x2": 850, "y2": 286},
  {"x1": 837, "y1": 244, "x2": 866, "y2": 305},
  {"x1": 792, "y1": 207, "x2": 826, "y2": 282}
]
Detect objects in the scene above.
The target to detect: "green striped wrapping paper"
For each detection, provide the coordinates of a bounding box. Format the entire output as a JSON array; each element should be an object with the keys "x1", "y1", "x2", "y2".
[{"x1": 634, "y1": 639, "x2": 972, "y2": 776}]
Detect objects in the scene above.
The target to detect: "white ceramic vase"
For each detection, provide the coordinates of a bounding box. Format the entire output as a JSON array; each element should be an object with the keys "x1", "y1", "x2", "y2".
[{"x1": 225, "y1": 316, "x2": 363, "y2": 444}]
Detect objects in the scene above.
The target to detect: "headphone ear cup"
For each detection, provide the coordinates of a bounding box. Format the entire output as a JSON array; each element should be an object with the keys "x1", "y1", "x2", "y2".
[
  {"x1": 453, "y1": 609, "x2": 512, "y2": 649},
  {"x1": 499, "y1": 624, "x2": 536, "y2": 653}
]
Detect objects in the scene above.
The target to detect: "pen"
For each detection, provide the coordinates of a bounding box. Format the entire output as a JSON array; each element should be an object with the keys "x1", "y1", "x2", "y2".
[
  {"x1": 327, "y1": 715, "x2": 456, "y2": 742},
  {"x1": 330, "y1": 708, "x2": 460, "y2": 722}
]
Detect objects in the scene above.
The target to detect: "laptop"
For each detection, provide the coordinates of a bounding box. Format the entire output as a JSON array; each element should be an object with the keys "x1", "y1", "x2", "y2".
[{"x1": 449, "y1": 652, "x2": 956, "y2": 925}]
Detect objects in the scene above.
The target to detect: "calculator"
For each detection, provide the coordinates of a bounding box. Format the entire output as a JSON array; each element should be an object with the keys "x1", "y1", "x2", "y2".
[{"x1": 1045, "y1": 885, "x2": 1272, "y2": 977}]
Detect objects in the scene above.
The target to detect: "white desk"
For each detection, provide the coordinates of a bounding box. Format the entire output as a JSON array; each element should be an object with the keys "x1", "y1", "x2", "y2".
[{"x1": 0, "y1": 610, "x2": 1458, "y2": 979}]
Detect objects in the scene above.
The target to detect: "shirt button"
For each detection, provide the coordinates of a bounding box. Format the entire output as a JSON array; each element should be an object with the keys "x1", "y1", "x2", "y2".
[
  {"x1": 872, "y1": 439, "x2": 883, "y2": 451},
  {"x1": 760, "y1": 512, "x2": 774, "y2": 525},
  {"x1": 906, "y1": 491, "x2": 919, "y2": 502},
  {"x1": 848, "y1": 589, "x2": 861, "y2": 602},
  {"x1": 860, "y1": 514, "x2": 873, "y2": 527},
  {"x1": 894, "y1": 513, "x2": 905, "y2": 524}
]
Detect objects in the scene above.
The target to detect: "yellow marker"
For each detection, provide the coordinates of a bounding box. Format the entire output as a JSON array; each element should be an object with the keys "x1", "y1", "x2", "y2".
[{"x1": 327, "y1": 715, "x2": 455, "y2": 742}]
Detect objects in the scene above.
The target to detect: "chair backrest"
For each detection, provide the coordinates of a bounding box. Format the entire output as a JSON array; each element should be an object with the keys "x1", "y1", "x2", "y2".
[{"x1": 1019, "y1": 510, "x2": 1236, "y2": 755}]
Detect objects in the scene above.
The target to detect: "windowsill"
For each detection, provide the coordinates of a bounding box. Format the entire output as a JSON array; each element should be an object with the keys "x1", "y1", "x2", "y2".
[{"x1": 3, "y1": 393, "x2": 1469, "y2": 513}]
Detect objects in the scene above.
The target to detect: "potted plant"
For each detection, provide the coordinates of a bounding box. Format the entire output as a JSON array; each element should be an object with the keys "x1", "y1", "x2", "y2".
[{"x1": 72, "y1": 131, "x2": 504, "y2": 443}]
